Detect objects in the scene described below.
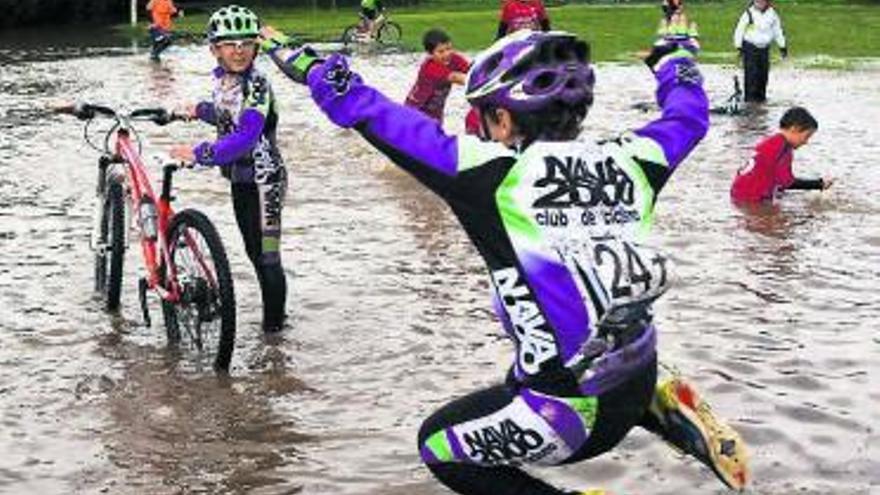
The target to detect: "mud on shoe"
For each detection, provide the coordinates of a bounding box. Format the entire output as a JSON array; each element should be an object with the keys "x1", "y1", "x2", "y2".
[{"x1": 650, "y1": 377, "x2": 750, "y2": 491}]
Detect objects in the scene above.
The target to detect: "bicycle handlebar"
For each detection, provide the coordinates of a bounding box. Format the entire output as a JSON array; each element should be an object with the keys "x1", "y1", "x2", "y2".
[
  {"x1": 54, "y1": 102, "x2": 115, "y2": 120},
  {"x1": 54, "y1": 102, "x2": 191, "y2": 156},
  {"x1": 55, "y1": 103, "x2": 188, "y2": 125},
  {"x1": 130, "y1": 107, "x2": 188, "y2": 126}
]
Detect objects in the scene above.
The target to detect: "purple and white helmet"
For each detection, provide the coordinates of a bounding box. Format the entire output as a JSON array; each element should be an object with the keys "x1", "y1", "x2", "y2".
[{"x1": 466, "y1": 30, "x2": 595, "y2": 112}]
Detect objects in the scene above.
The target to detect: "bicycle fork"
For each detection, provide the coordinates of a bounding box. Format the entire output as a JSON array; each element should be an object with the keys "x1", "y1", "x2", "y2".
[
  {"x1": 90, "y1": 155, "x2": 130, "y2": 253},
  {"x1": 89, "y1": 156, "x2": 110, "y2": 253}
]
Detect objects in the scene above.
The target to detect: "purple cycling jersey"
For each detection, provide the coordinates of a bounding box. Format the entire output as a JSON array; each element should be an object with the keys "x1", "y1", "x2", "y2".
[
  {"x1": 288, "y1": 52, "x2": 707, "y2": 395},
  {"x1": 193, "y1": 65, "x2": 285, "y2": 184}
]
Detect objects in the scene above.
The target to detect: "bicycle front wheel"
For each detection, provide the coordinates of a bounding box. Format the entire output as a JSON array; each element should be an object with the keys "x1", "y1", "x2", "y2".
[
  {"x1": 377, "y1": 21, "x2": 402, "y2": 45},
  {"x1": 94, "y1": 180, "x2": 125, "y2": 311},
  {"x1": 164, "y1": 209, "x2": 236, "y2": 372}
]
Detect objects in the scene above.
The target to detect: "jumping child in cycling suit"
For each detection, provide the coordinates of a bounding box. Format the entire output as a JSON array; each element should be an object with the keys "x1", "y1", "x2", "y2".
[
  {"x1": 260, "y1": 11, "x2": 749, "y2": 494},
  {"x1": 171, "y1": 5, "x2": 288, "y2": 334},
  {"x1": 497, "y1": 0, "x2": 551, "y2": 39}
]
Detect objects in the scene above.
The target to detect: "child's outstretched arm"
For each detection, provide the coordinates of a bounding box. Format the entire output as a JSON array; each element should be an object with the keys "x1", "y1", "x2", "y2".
[
  {"x1": 622, "y1": 26, "x2": 708, "y2": 195},
  {"x1": 261, "y1": 28, "x2": 474, "y2": 196}
]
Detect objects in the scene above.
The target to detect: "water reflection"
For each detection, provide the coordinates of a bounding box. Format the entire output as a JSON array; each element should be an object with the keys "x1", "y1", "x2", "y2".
[
  {"x1": 147, "y1": 62, "x2": 178, "y2": 101},
  {"x1": 87, "y1": 317, "x2": 313, "y2": 494}
]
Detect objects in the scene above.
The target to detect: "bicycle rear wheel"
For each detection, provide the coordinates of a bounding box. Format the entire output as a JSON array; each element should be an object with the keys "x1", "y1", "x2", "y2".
[
  {"x1": 94, "y1": 180, "x2": 125, "y2": 311},
  {"x1": 377, "y1": 21, "x2": 402, "y2": 45},
  {"x1": 163, "y1": 209, "x2": 236, "y2": 372}
]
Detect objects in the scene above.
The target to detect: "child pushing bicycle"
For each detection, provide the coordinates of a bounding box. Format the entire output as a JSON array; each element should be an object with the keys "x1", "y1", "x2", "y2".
[{"x1": 171, "y1": 4, "x2": 289, "y2": 334}]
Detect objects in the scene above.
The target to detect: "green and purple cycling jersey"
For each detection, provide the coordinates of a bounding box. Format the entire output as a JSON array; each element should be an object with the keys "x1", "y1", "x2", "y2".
[
  {"x1": 193, "y1": 65, "x2": 285, "y2": 186},
  {"x1": 193, "y1": 65, "x2": 288, "y2": 320},
  {"x1": 290, "y1": 53, "x2": 707, "y2": 396},
  {"x1": 266, "y1": 42, "x2": 709, "y2": 482}
]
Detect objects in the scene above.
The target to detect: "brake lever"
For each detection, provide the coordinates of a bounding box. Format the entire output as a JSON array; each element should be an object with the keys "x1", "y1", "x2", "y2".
[
  {"x1": 182, "y1": 160, "x2": 211, "y2": 171},
  {"x1": 72, "y1": 103, "x2": 95, "y2": 121}
]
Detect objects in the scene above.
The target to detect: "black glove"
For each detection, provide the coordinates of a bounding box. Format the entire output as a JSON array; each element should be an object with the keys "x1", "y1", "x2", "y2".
[
  {"x1": 286, "y1": 46, "x2": 322, "y2": 84},
  {"x1": 645, "y1": 38, "x2": 699, "y2": 73},
  {"x1": 780, "y1": 46, "x2": 788, "y2": 59},
  {"x1": 267, "y1": 44, "x2": 323, "y2": 85}
]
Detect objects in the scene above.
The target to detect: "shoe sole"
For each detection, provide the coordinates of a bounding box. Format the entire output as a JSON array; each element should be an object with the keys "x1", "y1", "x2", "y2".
[{"x1": 656, "y1": 378, "x2": 750, "y2": 490}]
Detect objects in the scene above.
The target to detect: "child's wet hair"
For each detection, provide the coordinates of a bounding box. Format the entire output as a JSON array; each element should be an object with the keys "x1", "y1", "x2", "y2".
[
  {"x1": 780, "y1": 106, "x2": 818, "y2": 131},
  {"x1": 484, "y1": 98, "x2": 591, "y2": 142},
  {"x1": 423, "y1": 29, "x2": 452, "y2": 53}
]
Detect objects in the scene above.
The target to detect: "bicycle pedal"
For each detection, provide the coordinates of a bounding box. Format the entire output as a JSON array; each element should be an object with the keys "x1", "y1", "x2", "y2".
[{"x1": 138, "y1": 277, "x2": 152, "y2": 327}]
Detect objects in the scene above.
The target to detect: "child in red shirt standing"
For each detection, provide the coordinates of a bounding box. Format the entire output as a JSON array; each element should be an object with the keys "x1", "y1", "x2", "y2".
[
  {"x1": 405, "y1": 29, "x2": 470, "y2": 126},
  {"x1": 731, "y1": 107, "x2": 833, "y2": 203},
  {"x1": 497, "y1": 0, "x2": 551, "y2": 39}
]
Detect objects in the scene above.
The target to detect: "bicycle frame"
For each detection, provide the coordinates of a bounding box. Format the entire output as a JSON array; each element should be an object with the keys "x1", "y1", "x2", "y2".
[{"x1": 105, "y1": 119, "x2": 217, "y2": 305}]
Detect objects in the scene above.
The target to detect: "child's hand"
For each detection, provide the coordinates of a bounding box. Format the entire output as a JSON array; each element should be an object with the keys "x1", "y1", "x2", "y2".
[
  {"x1": 260, "y1": 26, "x2": 284, "y2": 40},
  {"x1": 174, "y1": 104, "x2": 197, "y2": 120},
  {"x1": 822, "y1": 177, "x2": 835, "y2": 190},
  {"x1": 259, "y1": 25, "x2": 295, "y2": 53},
  {"x1": 170, "y1": 144, "x2": 195, "y2": 162},
  {"x1": 48, "y1": 101, "x2": 76, "y2": 114}
]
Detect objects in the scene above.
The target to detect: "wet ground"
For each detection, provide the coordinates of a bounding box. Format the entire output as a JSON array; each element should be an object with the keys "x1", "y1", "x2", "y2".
[{"x1": 0, "y1": 38, "x2": 878, "y2": 495}]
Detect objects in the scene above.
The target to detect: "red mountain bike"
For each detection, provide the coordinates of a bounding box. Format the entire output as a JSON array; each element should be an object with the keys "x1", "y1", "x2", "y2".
[{"x1": 57, "y1": 103, "x2": 236, "y2": 372}]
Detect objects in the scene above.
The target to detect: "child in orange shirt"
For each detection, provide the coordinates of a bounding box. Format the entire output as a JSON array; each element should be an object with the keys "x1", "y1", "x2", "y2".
[{"x1": 146, "y1": 0, "x2": 181, "y2": 61}]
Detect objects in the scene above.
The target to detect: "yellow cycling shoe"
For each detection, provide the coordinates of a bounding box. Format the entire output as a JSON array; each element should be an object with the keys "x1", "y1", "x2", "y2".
[{"x1": 650, "y1": 377, "x2": 750, "y2": 491}]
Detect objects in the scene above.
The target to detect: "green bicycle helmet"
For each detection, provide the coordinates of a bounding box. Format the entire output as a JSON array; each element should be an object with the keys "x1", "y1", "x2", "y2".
[{"x1": 207, "y1": 5, "x2": 261, "y2": 42}]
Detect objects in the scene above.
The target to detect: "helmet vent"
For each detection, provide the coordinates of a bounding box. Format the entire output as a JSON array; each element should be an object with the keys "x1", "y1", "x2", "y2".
[
  {"x1": 484, "y1": 53, "x2": 503, "y2": 77},
  {"x1": 533, "y1": 72, "x2": 557, "y2": 89}
]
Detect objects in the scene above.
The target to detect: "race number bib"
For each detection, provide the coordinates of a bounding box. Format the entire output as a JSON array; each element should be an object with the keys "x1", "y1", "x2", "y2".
[{"x1": 559, "y1": 238, "x2": 672, "y2": 319}]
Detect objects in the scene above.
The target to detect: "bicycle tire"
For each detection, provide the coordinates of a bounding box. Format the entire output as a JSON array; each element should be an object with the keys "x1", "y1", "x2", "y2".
[
  {"x1": 341, "y1": 24, "x2": 359, "y2": 48},
  {"x1": 377, "y1": 21, "x2": 402, "y2": 45},
  {"x1": 164, "y1": 209, "x2": 236, "y2": 372},
  {"x1": 95, "y1": 181, "x2": 125, "y2": 311}
]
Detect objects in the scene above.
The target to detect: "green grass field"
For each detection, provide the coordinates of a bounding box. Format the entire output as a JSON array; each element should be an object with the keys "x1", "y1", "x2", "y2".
[{"x1": 162, "y1": 1, "x2": 880, "y2": 67}]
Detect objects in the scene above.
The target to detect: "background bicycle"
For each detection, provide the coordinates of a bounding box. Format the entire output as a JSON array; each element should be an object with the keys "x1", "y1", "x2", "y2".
[
  {"x1": 56, "y1": 103, "x2": 236, "y2": 372},
  {"x1": 341, "y1": 12, "x2": 402, "y2": 49}
]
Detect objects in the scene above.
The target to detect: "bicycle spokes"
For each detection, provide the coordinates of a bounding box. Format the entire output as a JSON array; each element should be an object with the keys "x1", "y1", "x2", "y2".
[{"x1": 170, "y1": 226, "x2": 222, "y2": 355}]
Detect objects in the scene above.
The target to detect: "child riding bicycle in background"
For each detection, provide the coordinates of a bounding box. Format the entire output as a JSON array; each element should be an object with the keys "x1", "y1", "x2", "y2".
[
  {"x1": 359, "y1": 0, "x2": 385, "y2": 37},
  {"x1": 170, "y1": 5, "x2": 288, "y2": 334},
  {"x1": 260, "y1": 5, "x2": 750, "y2": 493}
]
